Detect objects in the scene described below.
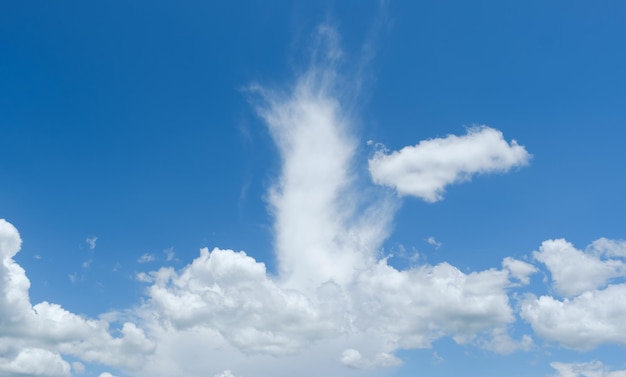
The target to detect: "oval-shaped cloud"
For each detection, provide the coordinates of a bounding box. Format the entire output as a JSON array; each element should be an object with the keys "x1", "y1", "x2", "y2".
[{"x1": 368, "y1": 126, "x2": 531, "y2": 202}]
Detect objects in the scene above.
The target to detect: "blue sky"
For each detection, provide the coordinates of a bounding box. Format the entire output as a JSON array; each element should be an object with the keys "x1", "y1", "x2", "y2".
[{"x1": 2, "y1": 1, "x2": 626, "y2": 377}]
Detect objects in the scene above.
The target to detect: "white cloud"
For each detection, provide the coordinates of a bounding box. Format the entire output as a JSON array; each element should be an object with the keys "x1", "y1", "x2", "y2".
[
  {"x1": 138, "y1": 253, "x2": 156, "y2": 263},
  {"x1": 0, "y1": 348, "x2": 71, "y2": 377},
  {"x1": 99, "y1": 373, "x2": 118, "y2": 377},
  {"x1": 551, "y1": 361, "x2": 626, "y2": 377},
  {"x1": 521, "y1": 283, "x2": 626, "y2": 350},
  {"x1": 533, "y1": 239, "x2": 626, "y2": 297},
  {"x1": 588, "y1": 238, "x2": 626, "y2": 258},
  {"x1": 0, "y1": 219, "x2": 155, "y2": 376},
  {"x1": 249, "y1": 27, "x2": 396, "y2": 290},
  {"x1": 0, "y1": 220, "x2": 33, "y2": 324},
  {"x1": 0, "y1": 219, "x2": 22, "y2": 258},
  {"x1": 368, "y1": 126, "x2": 531, "y2": 202},
  {"x1": 139, "y1": 247, "x2": 344, "y2": 356},
  {"x1": 340, "y1": 348, "x2": 402, "y2": 369},
  {"x1": 502, "y1": 257, "x2": 537, "y2": 285},
  {"x1": 351, "y1": 260, "x2": 515, "y2": 350},
  {"x1": 136, "y1": 244, "x2": 519, "y2": 366},
  {"x1": 426, "y1": 236, "x2": 442, "y2": 249},
  {"x1": 477, "y1": 328, "x2": 533, "y2": 354},
  {"x1": 135, "y1": 325, "x2": 379, "y2": 377},
  {"x1": 86, "y1": 236, "x2": 98, "y2": 250}
]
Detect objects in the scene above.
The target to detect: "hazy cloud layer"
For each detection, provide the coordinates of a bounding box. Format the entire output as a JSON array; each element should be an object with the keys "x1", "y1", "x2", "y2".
[{"x1": 551, "y1": 361, "x2": 626, "y2": 377}]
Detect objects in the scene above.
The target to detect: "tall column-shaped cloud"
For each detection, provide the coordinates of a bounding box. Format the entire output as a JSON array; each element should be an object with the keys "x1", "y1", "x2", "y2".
[{"x1": 249, "y1": 27, "x2": 394, "y2": 289}]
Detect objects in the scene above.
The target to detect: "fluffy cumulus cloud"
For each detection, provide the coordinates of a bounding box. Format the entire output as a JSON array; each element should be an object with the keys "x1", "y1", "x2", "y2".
[
  {"x1": 350, "y1": 261, "x2": 516, "y2": 350},
  {"x1": 0, "y1": 348, "x2": 70, "y2": 377},
  {"x1": 139, "y1": 247, "x2": 345, "y2": 356},
  {"x1": 533, "y1": 239, "x2": 626, "y2": 297},
  {"x1": 521, "y1": 283, "x2": 626, "y2": 350},
  {"x1": 551, "y1": 361, "x2": 626, "y2": 377},
  {"x1": 133, "y1": 246, "x2": 521, "y2": 367},
  {"x1": 521, "y1": 239, "x2": 626, "y2": 350},
  {"x1": 0, "y1": 219, "x2": 155, "y2": 376},
  {"x1": 368, "y1": 126, "x2": 531, "y2": 202}
]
